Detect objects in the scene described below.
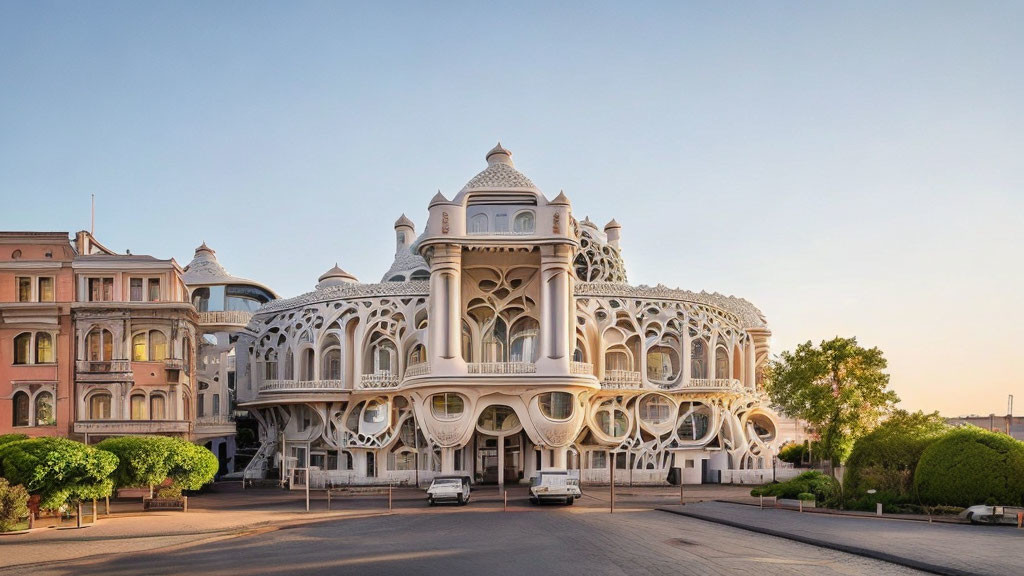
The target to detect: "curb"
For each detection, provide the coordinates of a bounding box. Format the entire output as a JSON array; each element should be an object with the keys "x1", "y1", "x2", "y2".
[
  {"x1": 714, "y1": 499, "x2": 967, "y2": 524},
  {"x1": 656, "y1": 507, "x2": 979, "y2": 576}
]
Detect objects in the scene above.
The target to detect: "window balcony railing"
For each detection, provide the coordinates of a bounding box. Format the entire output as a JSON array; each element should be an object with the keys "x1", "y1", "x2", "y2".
[
  {"x1": 195, "y1": 415, "x2": 235, "y2": 426},
  {"x1": 570, "y1": 361, "x2": 594, "y2": 375},
  {"x1": 467, "y1": 362, "x2": 537, "y2": 375},
  {"x1": 164, "y1": 358, "x2": 184, "y2": 371},
  {"x1": 258, "y1": 379, "x2": 347, "y2": 393},
  {"x1": 76, "y1": 360, "x2": 132, "y2": 374},
  {"x1": 358, "y1": 372, "x2": 401, "y2": 390},
  {"x1": 600, "y1": 370, "x2": 642, "y2": 389},
  {"x1": 404, "y1": 363, "x2": 430, "y2": 378},
  {"x1": 198, "y1": 310, "x2": 254, "y2": 326},
  {"x1": 683, "y1": 378, "x2": 743, "y2": 391},
  {"x1": 73, "y1": 420, "x2": 191, "y2": 435}
]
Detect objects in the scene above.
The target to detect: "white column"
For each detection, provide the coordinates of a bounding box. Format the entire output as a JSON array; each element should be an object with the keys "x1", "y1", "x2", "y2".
[
  {"x1": 497, "y1": 435, "x2": 505, "y2": 486},
  {"x1": 441, "y1": 447, "x2": 455, "y2": 474},
  {"x1": 708, "y1": 333, "x2": 718, "y2": 380},
  {"x1": 552, "y1": 446, "x2": 567, "y2": 468},
  {"x1": 538, "y1": 245, "x2": 573, "y2": 372},
  {"x1": 745, "y1": 339, "x2": 756, "y2": 389},
  {"x1": 428, "y1": 244, "x2": 464, "y2": 373},
  {"x1": 682, "y1": 323, "x2": 692, "y2": 386}
]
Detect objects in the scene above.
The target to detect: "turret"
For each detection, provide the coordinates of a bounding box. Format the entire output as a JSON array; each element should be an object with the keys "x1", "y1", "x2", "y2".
[
  {"x1": 394, "y1": 214, "x2": 415, "y2": 253},
  {"x1": 604, "y1": 219, "x2": 622, "y2": 249},
  {"x1": 317, "y1": 264, "x2": 358, "y2": 289}
]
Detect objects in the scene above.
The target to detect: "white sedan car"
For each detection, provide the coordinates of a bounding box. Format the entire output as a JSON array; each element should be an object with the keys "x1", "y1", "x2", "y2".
[
  {"x1": 529, "y1": 469, "x2": 582, "y2": 505},
  {"x1": 960, "y1": 505, "x2": 1024, "y2": 525},
  {"x1": 426, "y1": 476, "x2": 471, "y2": 506}
]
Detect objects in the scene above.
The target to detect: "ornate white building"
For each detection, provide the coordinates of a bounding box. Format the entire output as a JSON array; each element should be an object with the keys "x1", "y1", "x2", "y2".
[{"x1": 236, "y1": 144, "x2": 779, "y2": 488}]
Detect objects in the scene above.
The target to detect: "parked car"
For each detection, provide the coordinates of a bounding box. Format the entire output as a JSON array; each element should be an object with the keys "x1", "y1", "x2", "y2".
[
  {"x1": 960, "y1": 505, "x2": 1024, "y2": 525},
  {"x1": 426, "y1": 476, "x2": 471, "y2": 506},
  {"x1": 529, "y1": 469, "x2": 582, "y2": 505}
]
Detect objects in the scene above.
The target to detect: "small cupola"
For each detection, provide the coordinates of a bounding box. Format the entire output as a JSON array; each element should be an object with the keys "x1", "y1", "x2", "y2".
[{"x1": 317, "y1": 263, "x2": 358, "y2": 289}]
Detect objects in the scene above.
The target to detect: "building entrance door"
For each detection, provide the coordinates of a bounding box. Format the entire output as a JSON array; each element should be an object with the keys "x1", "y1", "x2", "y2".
[
  {"x1": 478, "y1": 437, "x2": 499, "y2": 483},
  {"x1": 476, "y1": 433, "x2": 522, "y2": 484},
  {"x1": 503, "y1": 433, "x2": 521, "y2": 484}
]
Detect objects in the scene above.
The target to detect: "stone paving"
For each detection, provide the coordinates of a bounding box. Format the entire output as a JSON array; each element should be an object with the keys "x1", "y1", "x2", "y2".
[{"x1": 659, "y1": 501, "x2": 1024, "y2": 576}]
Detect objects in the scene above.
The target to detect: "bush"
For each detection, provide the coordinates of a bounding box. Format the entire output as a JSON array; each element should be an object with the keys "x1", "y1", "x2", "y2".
[
  {"x1": 156, "y1": 484, "x2": 183, "y2": 500},
  {"x1": 0, "y1": 478, "x2": 30, "y2": 532},
  {"x1": 167, "y1": 440, "x2": 218, "y2": 490},
  {"x1": 914, "y1": 426, "x2": 1024, "y2": 507},
  {"x1": 843, "y1": 410, "x2": 948, "y2": 510},
  {"x1": 777, "y1": 442, "x2": 806, "y2": 465},
  {"x1": 0, "y1": 434, "x2": 28, "y2": 447},
  {"x1": 0, "y1": 437, "x2": 117, "y2": 511},
  {"x1": 797, "y1": 492, "x2": 815, "y2": 501},
  {"x1": 750, "y1": 471, "x2": 840, "y2": 506},
  {"x1": 96, "y1": 436, "x2": 176, "y2": 489}
]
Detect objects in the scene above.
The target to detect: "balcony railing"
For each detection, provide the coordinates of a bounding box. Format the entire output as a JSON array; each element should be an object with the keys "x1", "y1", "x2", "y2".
[
  {"x1": 467, "y1": 362, "x2": 536, "y2": 375},
  {"x1": 73, "y1": 420, "x2": 191, "y2": 435},
  {"x1": 76, "y1": 360, "x2": 132, "y2": 374},
  {"x1": 570, "y1": 361, "x2": 594, "y2": 375},
  {"x1": 198, "y1": 310, "x2": 253, "y2": 326},
  {"x1": 358, "y1": 372, "x2": 401, "y2": 389},
  {"x1": 259, "y1": 379, "x2": 347, "y2": 393},
  {"x1": 684, "y1": 378, "x2": 744, "y2": 391},
  {"x1": 196, "y1": 415, "x2": 236, "y2": 426},
  {"x1": 404, "y1": 362, "x2": 430, "y2": 378},
  {"x1": 600, "y1": 370, "x2": 642, "y2": 389},
  {"x1": 164, "y1": 358, "x2": 184, "y2": 371}
]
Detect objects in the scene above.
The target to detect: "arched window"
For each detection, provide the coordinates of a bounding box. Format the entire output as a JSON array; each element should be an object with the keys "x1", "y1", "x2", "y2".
[
  {"x1": 89, "y1": 393, "x2": 112, "y2": 420},
  {"x1": 513, "y1": 211, "x2": 535, "y2": 234},
  {"x1": 690, "y1": 338, "x2": 708, "y2": 379},
  {"x1": 594, "y1": 400, "x2": 628, "y2": 437},
  {"x1": 363, "y1": 399, "x2": 386, "y2": 424},
  {"x1": 461, "y1": 321, "x2": 473, "y2": 363},
  {"x1": 370, "y1": 337, "x2": 396, "y2": 375},
  {"x1": 323, "y1": 348, "x2": 342, "y2": 380},
  {"x1": 678, "y1": 402, "x2": 712, "y2": 441},
  {"x1": 646, "y1": 336, "x2": 679, "y2": 383},
  {"x1": 130, "y1": 394, "x2": 146, "y2": 420},
  {"x1": 573, "y1": 340, "x2": 586, "y2": 363},
  {"x1": 477, "y1": 405, "x2": 520, "y2": 432},
  {"x1": 482, "y1": 317, "x2": 507, "y2": 363},
  {"x1": 149, "y1": 331, "x2": 167, "y2": 361},
  {"x1": 87, "y1": 329, "x2": 113, "y2": 361},
  {"x1": 132, "y1": 333, "x2": 148, "y2": 361},
  {"x1": 264, "y1": 349, "x2": 278, "y2": 380},
  {"x1": 509, "y1": 318, "x2": 539, "y2": 363},
  {"x1": 604, "y1": 347, "x2": 631, "y2": 371},
  {"x1": 150, "y1": 394, "x2": 166, "y2": 420},
  {"x1": 12, "y1": 391, "x2": 29, "y2": 426},
  {"x1": 469, "y1": 213, "x2": 488, "y2": 234},
  {"x1": 639, "y1": 395, "x2": 672, "y2": 425},
  {"x1": 35, "y1": 333, "x2": 54, "y2": 364},
  {"x1": 538, "y1": 392, "x2": 574, "y2": 421},
  {"x1": 408, "y1": 344, "x2": 426, "y2": 366},
  {"x1": 409, "y1": 269, "x2": 430, "y2": 280},
  {"x1": 300, "y1": 348, "x2": 314, "y2": 380},
  {"x1": 715, "y1": 345, "x2": 729, "y2": 380},
  {"x1": 183, "y1": 337, "x2": 191, "y2": 375},
  {"x1": 283, "y1": 349, "x2": 294, "y2": 380},
  {"x1": 34, "y1": 391, "x2": 54, "y2": 426},
  {"x1": 13, "y1": 333, "x2": 31, "y2": 364}
]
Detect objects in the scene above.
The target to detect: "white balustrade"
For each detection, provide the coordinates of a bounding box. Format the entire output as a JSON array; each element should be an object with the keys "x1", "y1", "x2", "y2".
[
  {"x1": 570, "y1": 361, "x2": 594, "y2": 375},
  {"x1": 467, "y1": 362, "x2": 536, "y2": 375},
  {"x1": 358, "y1": 372, "x2": 401, "y2": 389},
  {"x1": 600, "y1": 370, "x2": 642, "y2": 389},
  {"x1": 259, "y1": 379, "x2": 347, "y2": 393},
  {"x1": 404, "y1": 362, "x2": 431, "y2": 378}
]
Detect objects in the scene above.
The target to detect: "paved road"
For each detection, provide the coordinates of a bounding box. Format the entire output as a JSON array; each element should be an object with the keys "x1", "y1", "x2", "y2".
[
  {"x1": 9, "y1": 506, "x2": 926, "y2": 576},
  {"x1": 664, "y1": 501, "x2": 1024, "y2": 576}
]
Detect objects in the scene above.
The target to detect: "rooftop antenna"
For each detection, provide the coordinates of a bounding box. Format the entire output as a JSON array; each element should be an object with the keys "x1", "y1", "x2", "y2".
[
  {"x1": 1009, "y1": 395, "x2": 1014, "y2": 417},
  {"x1": 90, "y1": 194, "x2": 95, "y2": 236}
]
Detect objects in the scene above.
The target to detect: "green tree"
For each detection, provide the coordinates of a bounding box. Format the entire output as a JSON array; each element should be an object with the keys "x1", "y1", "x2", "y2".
[
  {"x1": 0, "y1": 478, "x2": 30, "y2": 532},
  {"x1": 843, "y1": 410, "x2": 948, "y2": 509},
  {"x1": 96, "y1": 436, "x2": 176, "y2": 489},
  {"x1": 167, "y1": 440, "x2": 219, "y2": 490},
  {"x1": 914, "y1": 426, "x2": 1024, "y2": 507},
  {"x1": 0, "y1": 437, "x2": 117, "y2": 511},
  {"x1": 764, "y1": 336, "x2": 899, "y2": 467}
]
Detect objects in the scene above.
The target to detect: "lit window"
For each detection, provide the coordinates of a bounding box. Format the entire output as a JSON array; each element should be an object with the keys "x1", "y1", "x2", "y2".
[
  {"x1": 132, "y1": 333, "x2": 148, "y2": 361},
  {"x1": 35, "y1": 392, "x2": 54, "y2": 426},
  {"x1": 38, "y1": 277, "x2": 54, "y2": 302},
  {"x1": 17, "y1": 277, "x2": 32, "y2": 302},
  {"x1": 36, "y1": 333, "x2": 54, "y2": 363},
  {"x1": 149, "y1": 330, "x2": 167, "y2": 361},
  {"x1": 431, "y1": 393, "x2": 464, "y2": 420}
]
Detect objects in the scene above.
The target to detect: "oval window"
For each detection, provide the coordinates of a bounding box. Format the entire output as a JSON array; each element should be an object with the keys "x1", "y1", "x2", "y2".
[
  {"x1": 538, "y1": 392, "x2": 574, "y2": 421},
  {"x1": 431, "y1": 393, "x2": 464, "y2": 420}
]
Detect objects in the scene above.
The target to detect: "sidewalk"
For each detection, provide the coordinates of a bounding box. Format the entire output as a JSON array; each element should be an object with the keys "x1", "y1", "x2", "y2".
[
  {"x1": 658, "y1": 501, "x2": 1024, "y2": 576},
  {"x1": 0, "y1": 483, "x2": 390, "y2": 571}
]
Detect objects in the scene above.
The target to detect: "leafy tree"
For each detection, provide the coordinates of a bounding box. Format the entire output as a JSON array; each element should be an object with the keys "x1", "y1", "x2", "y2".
[
  {"x1": 843, "y1": 410, "x2": 948, "y2": 510},
  {"x1": 764, "y1": 337, "x2": 899, "y2": 467},
  {"x1": 914, "y1": 426, "x2": 1024, "y2": 507},
  {"x1": 96, "y1": 436, "x2": 176, "y2": 489},
  {"x1": 0, "y1": 437, "x2": 117, "y2": 511},
  {"x1": 0, "y1": 478, "x2": 30, "y2": 532},
  {"x1": 777, "y1": 442, "x2": 807, "y2": 465},
  {"x1": 167, "y1": 440, "x2": 218, "y2": 490}
]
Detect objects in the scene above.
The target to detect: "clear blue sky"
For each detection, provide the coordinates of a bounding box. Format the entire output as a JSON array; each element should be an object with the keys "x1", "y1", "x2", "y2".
[{"x1": 2, "y1": 1, "x2": 1021, "y2": 416}]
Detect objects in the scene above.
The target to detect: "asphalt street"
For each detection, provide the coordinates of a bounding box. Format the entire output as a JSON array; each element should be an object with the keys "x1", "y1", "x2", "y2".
[{"x1": 13, "y1": 505, "x2": 927, "y2": 576}]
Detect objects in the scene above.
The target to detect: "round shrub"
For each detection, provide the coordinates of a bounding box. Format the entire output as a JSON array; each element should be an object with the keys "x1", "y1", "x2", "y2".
[
  {"x1": 167, "y1": 440, "x2": 219, "y2": 490},
  {"x1": 0, "y1": 437, "x2": 117, "y2": 510},
  {"x1": 96, "y1": 436, "x2": 176, "y2": 489},
  {"x1": 0, "y1": 478, "x2": 30, "y2": 532},
  {"x1": 914, "y1": 426, "x2": 1024, "y2": 507},
  {"x1": 777, "y1": 442, "x2": 806, "y2": 465},
  {"x1": 0, "y1": 434, "x2": 28, "y2": 447}
]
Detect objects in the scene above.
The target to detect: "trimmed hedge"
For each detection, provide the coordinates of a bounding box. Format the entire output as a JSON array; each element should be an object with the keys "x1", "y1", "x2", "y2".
[
  {"x1": 96, "y1": 436, "x2": 218, "y2": 492},
  {"x1": 750, "y1": 471, "x2": 840, "y2": 506},
  {"x1": 843, "y1": 411, "x2": 948, "y2": 511},
  {"x1": 0, "y1": 434, "x2": 28, "y2": 446},
  {"x1": 914, "y1": 426, "x2": 1024, "y2": 507},
  {"x1": 0, "y1": 437, "x2": 117, "y2": 510}
]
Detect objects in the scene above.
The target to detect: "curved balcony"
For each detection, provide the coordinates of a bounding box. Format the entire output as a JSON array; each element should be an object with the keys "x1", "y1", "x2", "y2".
[
  {"x1": 570, "y1": 361, "x2": 594, "y2": 375},
  {"x1": 198, "y1": 310, "x2": 253, "y2": 326},
  {"x1": 358, "y1": 372, "x2": 400, "y2": 390},
  {"x1": 76, "y1": 360, "x2": 133, "y2": 382},
  {"x1": 467, "y1": 362, "x2": 536, "y2": 375},
  {"x1": 678, "y1": 378, "x2": 744, "y2": 391},
  {"x1": 404, "y1": 362, "x2": 430, "y2": 378},
  {"x1": 600, "y1": 369, "x2": 642, "y2": 389},
  {"x1": 259, "y1": 379, "x2": 346, "y2": 393}
]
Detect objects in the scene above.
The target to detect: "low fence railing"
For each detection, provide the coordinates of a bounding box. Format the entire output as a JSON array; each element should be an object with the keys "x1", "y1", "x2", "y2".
[{"x1": 467, "y1": 362, "x2": 536, "y2": 375}]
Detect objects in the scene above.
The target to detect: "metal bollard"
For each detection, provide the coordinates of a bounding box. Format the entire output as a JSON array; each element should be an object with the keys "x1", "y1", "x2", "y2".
[
  {"x1": 93, "y1": 498, "x2": 98, "y2": 524},
  {"x1": 105, "y1": 496, "x2": 110, "y2": 516},
  {"x1": 28, "y1": 512, "x2": 34, "y2": 530},
  {"x1": 503, "y1": 491, "x2": 507, "y2": 512},
  {"x1": 1018, "y1": 512, "x2": 1023, "y2": 529},
  {"x1": 388, "y1": 485, "x2": 393, "y2": 512},
  {"x1": 183, "y1": 496, "x2": 188, "y2": 513},
  {"x1": 77, "y1": 501, "x2": 83, "y2": 528},
  {"x1": 327, "y1": 489, "x2": 331, "y2": 511},
  {"x1": 799, "y1": 499, "x2": 803, "y2": 513},
  {"x1": 876, "y1": 503, "x2": 882, "y2": 517},
  {"x1": 680, "y1": 480, "x2": 684, "y2": 506}
]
